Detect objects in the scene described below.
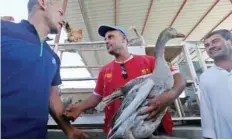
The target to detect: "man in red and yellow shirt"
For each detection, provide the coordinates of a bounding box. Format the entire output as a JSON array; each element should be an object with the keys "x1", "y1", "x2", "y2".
[{"x1": 63, "y1": 25, "x2": 186, "y2": 136}]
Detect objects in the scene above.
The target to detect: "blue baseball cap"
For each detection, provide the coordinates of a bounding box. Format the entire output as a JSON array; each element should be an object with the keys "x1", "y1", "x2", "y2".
[{"x1": 98, "y1": 25, "x2": 128, "y2": 40}]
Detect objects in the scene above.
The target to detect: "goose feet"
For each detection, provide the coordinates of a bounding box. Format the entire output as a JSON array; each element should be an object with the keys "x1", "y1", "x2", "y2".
[{"x1": 128, "y1": 129, "x2": 135, "y2": 139}]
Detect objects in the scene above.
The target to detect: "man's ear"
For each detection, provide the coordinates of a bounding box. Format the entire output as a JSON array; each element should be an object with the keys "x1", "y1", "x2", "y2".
[
  {"x1": 121, "y1": 35, "x2": 127, "y2": 43},
  {"x1": 38, "y1": 0, "x2": 48, "y2": 10},
  {"x1": 225, "y1": 39, "x2": 232, "y2": 49}
]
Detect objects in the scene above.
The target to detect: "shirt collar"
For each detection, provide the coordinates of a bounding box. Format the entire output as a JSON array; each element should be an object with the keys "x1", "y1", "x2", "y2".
[
  {"x1": 214, "y1": 65, "x2": 232, "y2": 75},
  {"x1": 19, "y1": 19, "x2": 52, "y2": 41},
  {"x1": 115, "y1": 54, "x2": 133, "y2": 64},
  {"x1": 20, "y1": 20, "x2": 37, "y2": 34}
]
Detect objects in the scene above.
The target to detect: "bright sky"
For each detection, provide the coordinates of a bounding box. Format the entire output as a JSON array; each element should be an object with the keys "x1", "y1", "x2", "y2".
[{"x1": 0, "y1": 0, "x2": 96, "y2": 89}]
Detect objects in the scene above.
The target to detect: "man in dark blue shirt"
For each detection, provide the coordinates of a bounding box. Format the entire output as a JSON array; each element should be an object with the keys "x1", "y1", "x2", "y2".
[{"x1": 1, "y1": 0, "x2": 88, "y2": 138}]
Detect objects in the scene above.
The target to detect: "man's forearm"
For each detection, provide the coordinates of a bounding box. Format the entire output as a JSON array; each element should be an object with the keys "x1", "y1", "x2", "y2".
[
  {"x1": 49, "y1": 87, "x2": 73, "y2": 135},
  {"x1": 78, "y1": 94, "x2": 102, "y2": 111},
  {"x1": 169, "y1": 73, "x2": 186, "y2": 100}
]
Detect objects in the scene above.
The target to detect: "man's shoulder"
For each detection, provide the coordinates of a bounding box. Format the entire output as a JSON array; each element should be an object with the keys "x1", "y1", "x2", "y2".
[
  {"x1": 1, "y1": 20, "x2": 22, "y2": 34},
  {"x1": 133, "y1": 54, "x2": 155, "y2": 62},
  {"x1": 133, "y1": 54, "x2": 154, "y2": 59},
  {"x1": 1, "y1": 20, "x2": 18, "y2": 27},
  {"x1": 200, "y1": 66, "x2": 216, "y2": 82},
  {"x1": 99, "y1": 60, "x2": 115, "y2": 72},
  {"x1": 1, "y1": 20, "x2": 34, "y2": 44}
]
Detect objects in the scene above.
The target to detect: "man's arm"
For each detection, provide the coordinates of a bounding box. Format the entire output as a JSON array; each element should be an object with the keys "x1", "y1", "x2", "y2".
[
  {"x1": 49, "y1": 86, "x2": 88, "y2": 138},
  {"x1": 168, "y1": 72, "x2": 187, "y2": 100},
  {"x1": 78, "y1": 93, "x2": 102, "y2": 110},
  {"x1": 140, "y1": 73, "x2": 186, "y2": 120},
  {"x1": 199, "y1": 80, "x2": 216, "y2": 139},
  {"x1": 63, "y1": 94, "x2": 102, "y2": 121},
  {"x1": 63, "y1": 68, "x2": 105, "y2": 121}
]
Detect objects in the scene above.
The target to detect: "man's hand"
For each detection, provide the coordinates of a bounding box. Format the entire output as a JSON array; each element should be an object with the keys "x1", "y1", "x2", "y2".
[
  {"x1": 67, "y1": 127, "x2": 89, "y2": 139},
  {"x1": 140, "y1": 73, "x2": 186, "y2": 121},
  {"x1": 63, "y1": 94, "x2": 102, "y2": 121},
  {"x1": 140, "y1": 90, "x2": 175, "y2": 121},
  {"x1": 63, "y1": 103, "x2": 83, "y2": 122}
]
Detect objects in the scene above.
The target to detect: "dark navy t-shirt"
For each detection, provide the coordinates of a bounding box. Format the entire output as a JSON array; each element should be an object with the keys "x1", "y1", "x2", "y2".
[{"x1": 1, "y1": 20, "x2": 62, "y2": 138}]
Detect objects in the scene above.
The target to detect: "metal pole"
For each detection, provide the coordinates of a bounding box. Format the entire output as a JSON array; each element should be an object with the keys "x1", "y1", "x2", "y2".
[
  {"x1": 141, "y1": 0, "x2": 154, "y2": 35},
  {"x1": 201, "y1": 10, "x2": 232, "y2": 41},
  {"x1": 60, "y1": 51, "x2": 64, "y2": 64},
  {"x1": 195, "y1": 43, "x2": 208, "y2": 72},
  {"x1": 174, "y1": 99, "x2": 184, "y2": 118},
  {"x1": 183, "y1": 0, "x2": 220, "y2": 40},
  {"x1": 114, "y1": 0, "x2": 117, "y2": 26},
  {"x1": 60, "y1": 48, "x2": 107, "y2": 52},
  {"x1": 169, "y1": 0, "x2": 187, "y2": 28},
  {"x1": 61, "y1": 66, "x2": 102, "y2": 69},
  {"x1": 53, "y1": 43, "x2": 59, "y2": 53},
  {"x1": 172, "y1": 62, "x2": 185, "y2": 118},
  {"x1": 182, "y1": 42, "x2": 201, "y2": 106},
  {"x1": 50, "y1": 41, "x2": 105, "y2": 47},
  {"x1": 62, "y1": 77, "x2": 97, "y2": 81}
]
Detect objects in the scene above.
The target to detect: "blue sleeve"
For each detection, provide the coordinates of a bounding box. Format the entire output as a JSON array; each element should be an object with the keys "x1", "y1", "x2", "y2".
[{"x1": 51, "y1": 62, "x2": 62, "y2": 86}]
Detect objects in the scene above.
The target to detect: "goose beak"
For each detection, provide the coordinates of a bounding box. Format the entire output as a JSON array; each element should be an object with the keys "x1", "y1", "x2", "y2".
[{"x1": 175, "y1": 32, "x2": 185, "y2": 38}]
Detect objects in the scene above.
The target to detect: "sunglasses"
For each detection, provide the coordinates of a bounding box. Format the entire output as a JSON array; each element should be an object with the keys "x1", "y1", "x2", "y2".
[{"x1": 120, "y1": 63, "x2": 128, "y2": 79}]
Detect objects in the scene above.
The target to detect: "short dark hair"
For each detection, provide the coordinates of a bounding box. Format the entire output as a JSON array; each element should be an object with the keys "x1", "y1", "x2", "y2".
[
  {"x1": 27, "y1": 0, "x2": 39, "y2": 14},
  {"x1": 204, "y1": 29, "x2": 232, "y2": 41},
  {"x1": 27, "y1": 0, "x2": 53, "y2": 15}
]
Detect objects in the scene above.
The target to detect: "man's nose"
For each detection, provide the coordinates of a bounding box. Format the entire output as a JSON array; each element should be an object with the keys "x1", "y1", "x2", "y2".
[
  {"x1": 208, "y1": 45, "x2": 216, "y2": 51},
  {"x1": 60, "y1": 9, "x2": 64, "y2": 15},
  {"x1": 59, "y1": 9, "x2": 65, "y2": 18},
  {"x1": 105, "y1": 39, "x2": 109, "y2": 44}
]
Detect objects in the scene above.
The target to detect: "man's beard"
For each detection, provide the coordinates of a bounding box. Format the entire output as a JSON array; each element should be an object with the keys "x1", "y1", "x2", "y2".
[
  {"x1": 212, "y1": 49, "x2": 232, "y2": 62},
  {"x1": 108, "y1": 48, "x2": 121, "y2": 58},
  {"x1": 108, "y1": 50, "x2": 120, "y2": 57},
  {"x1": 50, "y1": 26, "x2": 58, "y2": 34}
]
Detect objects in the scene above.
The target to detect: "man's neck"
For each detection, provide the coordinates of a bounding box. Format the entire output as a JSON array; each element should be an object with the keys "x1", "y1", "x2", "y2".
[
  {"x1": 28, "y1": 13, "x2": 49, "y2": 40},
  {"x1": 215, "y1": 58, "x2": 232, "y2": 72},
  {"x1": 114, "y1": 52, "x2": 131, "y2": 63}
]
